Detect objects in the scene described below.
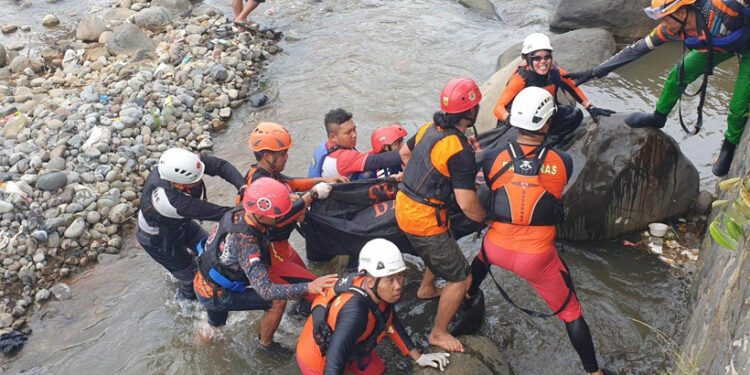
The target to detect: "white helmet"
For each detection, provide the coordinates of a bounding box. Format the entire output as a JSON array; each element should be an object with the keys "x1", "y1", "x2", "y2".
[
  {"x1": 158, "y1": 148, "x2": 205, "y2": 184},
  {"x1": 509, "y1": 87, "x2": 557, "y2": 131},
  {"x1": 521, "y1": 33, "x2": 554, "y2": 55},
  {"x1": 358, "y1": 238, "x2": 407, "y2": 278}
]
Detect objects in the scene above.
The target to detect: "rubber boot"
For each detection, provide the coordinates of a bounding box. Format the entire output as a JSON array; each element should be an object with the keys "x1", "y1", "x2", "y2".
[
  {"x1": 624, "y1": 111, "x2": 667, "y2": 129},
  {"x1": 177, "y1": 281, "x2": 197, "y2": 300},
  {"x1": 712, "y1": 138, "x2": 737, "y2": 177}
]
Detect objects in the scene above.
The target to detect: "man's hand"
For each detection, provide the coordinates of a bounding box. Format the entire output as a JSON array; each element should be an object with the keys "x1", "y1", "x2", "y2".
[
  {"x1": 307, "y1": 274, "x2": 338, "y2": 294},
  {"x1": 587, "y1": 106, "x2": 616, "y2": 124},
  {"x1": 416, "y1": 353, "x2": 450, "y2": 371},
  {"x1": 311, "y1": 182, "x2": 333, "y2": 199},
  {"x1": 321, "y1": 175, "x2": 349, "y2": 184}
]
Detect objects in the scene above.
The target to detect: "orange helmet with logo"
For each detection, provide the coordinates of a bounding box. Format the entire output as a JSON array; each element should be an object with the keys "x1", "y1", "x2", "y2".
[
  {"x1": 242, "y1": 177, "x2": 292, "y2": 218},
  {"x1": 371, "y1": 124, "x2": 408, "y2": 152},
  {"x1": 440, "y1": 77, "x2": 482, "y2": 114},
  {"x1": 644, "y1": 0, "x2": 696, "y2": 20},
  {"x1": 248, "y1": 122, "x2": 293, "y2": 152}
]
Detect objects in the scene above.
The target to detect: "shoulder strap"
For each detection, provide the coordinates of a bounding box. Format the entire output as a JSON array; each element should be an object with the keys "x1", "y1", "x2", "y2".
[{"x1": 487, "y1": 141, "x2": 540, "y2": 189}]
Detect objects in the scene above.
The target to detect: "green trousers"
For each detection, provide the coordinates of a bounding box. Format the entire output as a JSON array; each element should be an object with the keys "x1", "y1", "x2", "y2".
[{"x1": 656, "y1": 50, "x2": 750, "y2": 145}]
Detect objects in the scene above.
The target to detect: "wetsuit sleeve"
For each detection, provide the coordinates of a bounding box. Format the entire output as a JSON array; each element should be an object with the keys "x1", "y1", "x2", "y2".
[
  {"x1": 280, "y1": 173, "x2": 316, "y2": 191},
  {"x1": 201, "y1": 155, "x2": 246, "y2": 189},
  {"x1": 235, "y1": 233, "x2": 308, "y2": 300},
  {"x1": 494, "y1": 72, "x2": 526, "y2": 121},
  {"x1": 448, "y1": 148, "x2": 477, "y2": 190},
  {"x1": 273, "y1": 196, "x2": 306, "y2": 227},
  {"x1": 592, "y1": 26, "x2": 675, "y2": 78},
  {"x1": 165, "y1": 189, "x2": 232, "y2": 222},
  {"x1": 324, "y1": 299, "x2": 370, "y2": 375},
  {"x1": 363, "y1": 150, "x2": 403, "y2": 171},
  {"x1": 387, "y1": 312, "x2": 415, "y2": 356},
  {"x1": 406, "y1": 135, "x2": 416, "y2": 150},
  {"x1": 557, "y1": 66, "x2": 589, "y2": 104}
]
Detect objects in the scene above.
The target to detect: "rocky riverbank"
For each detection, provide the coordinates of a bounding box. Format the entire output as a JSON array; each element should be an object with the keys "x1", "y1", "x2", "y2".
[{"x1": 0, "y1": 0, "x2": 281, "y2": 343}]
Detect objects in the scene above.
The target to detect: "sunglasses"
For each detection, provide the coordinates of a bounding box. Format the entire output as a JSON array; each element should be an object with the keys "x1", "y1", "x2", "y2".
[{"x1": 531, "y1": 54, "x2": 552, "y2": 62}]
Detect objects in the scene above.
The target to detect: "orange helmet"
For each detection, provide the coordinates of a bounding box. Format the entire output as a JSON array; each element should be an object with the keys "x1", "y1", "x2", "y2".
[
  {"x1": 371, "y1": 124, "x2": 408, "y2": 152},
  {"x1": 644, "y1": 0, "x2": 696, "y2": 20},
  {"x1": 248, "y1": 122, "x2": 293, "y2": 152},
  {"x1": 242, "y1": 177, "x2": 293, "y2": 218},
  {"x1": 440, "y1": 77, "x2": 482, "y2": 114}
]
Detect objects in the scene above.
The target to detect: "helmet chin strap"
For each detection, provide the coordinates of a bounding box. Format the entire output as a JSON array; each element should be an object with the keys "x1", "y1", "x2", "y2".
[{"x1": 371, "y1": 277, "x2": 383, "y2": 303}]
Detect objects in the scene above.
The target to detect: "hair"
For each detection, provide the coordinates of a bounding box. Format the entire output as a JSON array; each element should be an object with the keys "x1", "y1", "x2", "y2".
[
  {"x1": 432, "y1": 106, "x2": 477, "y2": 129},
  {"x1": 253, "y1": 151, "x2": 265, "y2": 161},
  {"x1": 324, "y1": 108, "x2": 353, "y2": 135}
]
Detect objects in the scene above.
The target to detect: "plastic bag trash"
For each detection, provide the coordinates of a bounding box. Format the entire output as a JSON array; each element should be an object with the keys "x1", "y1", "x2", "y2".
[
  {"x1": 81, "y1": 126, "x2": 103, "y2": 150},
  {"x1": 0, "y1": 330, "x2": 27, "y2": 354},
  {"x1": 99, "y1": 95, "x2": 109, "y2": 105},
  {"x1": 648, "y1": 241, "x2": 663, "y2": 255},
  {"x1": 0, "y1": 182, "x2": 31, "y2": 203},
  {"x1": 62, "y1": 49, "x2": 84, "y2": 69}
]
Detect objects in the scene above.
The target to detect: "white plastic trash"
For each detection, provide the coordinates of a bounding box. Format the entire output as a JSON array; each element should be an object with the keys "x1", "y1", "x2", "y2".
[{"x1": 648, "y1": 223, "x2": 669, "y2": 237}]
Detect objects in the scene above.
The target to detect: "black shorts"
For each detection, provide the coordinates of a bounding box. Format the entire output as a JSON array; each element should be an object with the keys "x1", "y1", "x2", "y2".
[{"x1": 196, "y1": 288, "x2": 272, "y2": 327}]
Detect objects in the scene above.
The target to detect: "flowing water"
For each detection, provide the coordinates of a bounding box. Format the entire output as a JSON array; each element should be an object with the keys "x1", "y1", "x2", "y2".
[{"x1": 1, "y1": 0, "x2": 741, "y2": 373}]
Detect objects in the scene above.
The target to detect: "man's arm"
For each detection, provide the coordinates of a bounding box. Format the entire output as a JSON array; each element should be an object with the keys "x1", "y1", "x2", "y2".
[
  {"x1": 201, "y1": 155, "x2": 246, "y2": 189},
  {"x1": 236, "y1": 233, "x2": 309, "y2": 300},
  {"x1": 400, "y1": 137, "x2": 415, "y2": 165},
  {"x1": 363, "y1": 150, "x2": 402, "y2": 171},
  {"x1": 454, "y1": 189, "x2": 485, "y2": 223},
  {"x1": 323, "y1": 299, "x2": 369, "y2": 375}
]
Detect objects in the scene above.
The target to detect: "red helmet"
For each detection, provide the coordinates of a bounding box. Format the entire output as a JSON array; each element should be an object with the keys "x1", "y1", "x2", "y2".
[
  {"x1": 248, "y1": 122, "x2": 293, "y2": 152},
  {"x1": 242, "y1": 177, "x2": 292, "y2": 218},
  {"x1": 440, "y1": 77, "x2": 482, "y2": 114},
  {"x1": 371, "y1": 124, "x2": 408, "y2": 152}
]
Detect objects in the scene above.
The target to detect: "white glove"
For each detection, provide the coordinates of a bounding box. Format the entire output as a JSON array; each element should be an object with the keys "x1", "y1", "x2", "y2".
[
  {"x1": 311, "y1": 182, "x2": 332, "y2": 200},
  {"x1": 416, "y1": 353, "x2": 450, "y2": 371}
]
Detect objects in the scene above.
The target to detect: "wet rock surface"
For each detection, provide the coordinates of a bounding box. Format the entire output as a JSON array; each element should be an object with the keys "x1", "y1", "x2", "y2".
[
  {"x1": 411, "y1": 335, "x2": 514, "y2": 375},
  {"x1": 550, "y1": 0, "x2": 657, "y2": 39}
]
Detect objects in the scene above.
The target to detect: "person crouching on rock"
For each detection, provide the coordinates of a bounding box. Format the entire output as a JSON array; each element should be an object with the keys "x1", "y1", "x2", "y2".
[
  {"x1": 469, "y1": 87, "x2": 610, "y2": 375},
  {"x1": 308, "y1": 108, "x2": 405, "y2": 181},
  {"x1": 136, "y1": 148, "x2": 246, "y2": 301},
  {"x1": 493, "y1": 33, "x2": 614, "y2": 147},
  {"x1": 395, "y1": 77, "x2": 487, "y2": 353},
  {"x1": 193, "y1": 177, "x2": 338, "y2": 352},
  {"x1": 296, "y1": 238, "x2": 451, "y2": 375},
  {"x1": 564, "y1": 0, "x2": 750, "y2": 176},
  {"x1": 244, "y1": 121, "x2": 346, "y2": 317},
  {"x1": 369, "y1": 123, "x2": 408, "y2": 180}
]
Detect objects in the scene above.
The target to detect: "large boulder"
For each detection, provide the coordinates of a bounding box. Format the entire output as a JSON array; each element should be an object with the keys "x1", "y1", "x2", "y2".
[
  {"x1": 411, "y1": 335, "x2": 513, "y2": 375},
  {"x1": 107, "y1": 23, "x2": 156, "y2": 57},
  {"x1": 496, "y1": 28, "x2": 615, "y2": 71},
  {"x1": 678, "y1": 120, "x2": 750, "y2": 374},
  {"x1": 9, "y1": 56, "x2": 43, "y2": 74},
  {"x1": 133, "y1": 6, "x2": 172, "y2": 32},
  {"x1": 458, "y1": 0, "x2": 500, "y2": 20},
  {"x1": 152, "y1": 0, "x2": 193, "y2": 16},
  {"x1": 557, "y1": 114, "x2": 699, "y2": 240},
  {"x1": 76, "y1": 13, "x2": 109, "y2": 42},
  {"x1": 550, "y1": 0, "x2": 656, "y2": 39}
]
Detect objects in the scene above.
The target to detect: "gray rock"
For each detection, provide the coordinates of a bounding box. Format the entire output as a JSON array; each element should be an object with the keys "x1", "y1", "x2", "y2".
[
  {"x1": 211, "y1": 65, "x2": 228, "y2": 82},
  {"x1": 412, "y1": 335, "x2": 512, "y2": 375},
  {"x1": 76, "y1": 14, "x2": 109, "y2": 42},
  {"x1": 86, "y1": 210, "x2": 101, "y2": 224},
  {"x1": 65, "y1": 203, "x2": 84, "y2": 213},
  {"x1": 0, "y1": 313, "x2": 12, "y2": 328},
  {"x1": 35, "y1": 288, "x2": 50, "y2": 301},
  {"x1": 108, "y1": 203, "x2": 131, "y2": 224},
  {"x1": 51, "y1": 283, "x2": 72, "y2": 300},
  {"x1": 496, "y1": 28, "x2": 616, "y2": 72},
  {"x1": 32, "y1": 230, "x2": 48, "y2": 243},
  {"x1": 97, "y1": 253, "x2": 120, "y2": 265},
  {"x1": 3, "y1": 115, "x2": 30, "y2": 138},
  {"x1": 0, "y1": 200, "x2": 13, "y2": 214},
  {"x1": 0, "y1": 43, "x2": 6, "y2": 67},
  {"x1": 152, "y1": 0, "x2": 193, "y2": 16},
  {"x1": 47, "y1": 156, "x2": 66, "y2": 171},
  {"x1": 551, "y1": 0, "x2": 657, "y2": 39},
  {"x1": 107, "y1": 23, "x2": 156, "y2": 57},
  {"x1": 458, "y1": 0, "x2": 500, "y2": 19},
  {"x1": 694, "y1": 190, "x2": 713, "y2": 215},
  {"x1": 558, "y1": 115, "x2": 699, "y2": 240},
  {"x1": 45, "y1": 217, "x2": 65, "y2": 230},
  {"x1": 42, "y1": 15, "x2": 60, "y2": 27},
  {"x1": 36, "y1": 171, "x2": 68, "y2": 191},
  {"x1": 103, "y1": 8, "x2": 136, "y2": 27},
  {"x1": 47, "y1": 231, "x2": 60, "y2": 248},
  {"x1": 133, "y1": 6, "x2": 172, "y2": 31},
  {"x1": 192, "y1": 4, "x2": 221, "y2": 17},
  {"x1": 63, "y1": 218, "x2": 86, "y2": 239}
]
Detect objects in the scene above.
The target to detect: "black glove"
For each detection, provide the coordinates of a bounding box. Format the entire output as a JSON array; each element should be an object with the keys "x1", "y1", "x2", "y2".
[
  {"x1": 564, "y1": 69, "x2": 598, "y2": 86},
  {"x1": 587, "y1": 106, "x2": 616, "y2": 124},
  {"x1": 496, "y1": 114, "x2": 511, "y2": 128}
]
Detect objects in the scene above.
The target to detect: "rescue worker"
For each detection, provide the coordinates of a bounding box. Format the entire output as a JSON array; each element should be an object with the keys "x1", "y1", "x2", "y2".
[
  {"x1": 370, "y1": 123, "x2": 408, "y2": 179},
  {"x1": 493, "y1": 33, "x2": 615, "y2": 146},
  {"x1": 469, "y1": 87, "x2": 609, "y2": 375},
  {"x1": 245, "y1": 122, "x2": 345, "y2": 316},
  {"x1": 193, "y1": 177, "x2": 338, "y2": 350},
  {"x1": 136, "y1": 148, "x2": 245, "y2": 300},
  {"x1": 296, "y1": 239, "x2": 451, "y2": 375},
  {"x1": 565, "y1": 0, "x2": 750, "y2": 176},
  {"x1": 395, "y1": 77, "x2": 487, "y2": 353},
  {"x1": 308, "y1": 108, "x2": 405, "y2": 180}
]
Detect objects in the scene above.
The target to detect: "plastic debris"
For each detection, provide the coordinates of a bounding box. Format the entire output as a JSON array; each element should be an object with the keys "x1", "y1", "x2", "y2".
[{"x1": 0, "y1": 330, "x2": 27, "y2": 354}]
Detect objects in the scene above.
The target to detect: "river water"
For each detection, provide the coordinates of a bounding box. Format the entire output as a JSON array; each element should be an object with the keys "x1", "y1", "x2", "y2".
[{"x1": 1, "y1": 0, "x2": 739, "y2": 373}]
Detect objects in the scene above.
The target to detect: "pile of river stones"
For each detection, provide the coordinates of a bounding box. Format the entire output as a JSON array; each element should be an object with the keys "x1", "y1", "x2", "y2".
[{"x1": 0, "y1": 0, "x2": 281, "y2": 336}]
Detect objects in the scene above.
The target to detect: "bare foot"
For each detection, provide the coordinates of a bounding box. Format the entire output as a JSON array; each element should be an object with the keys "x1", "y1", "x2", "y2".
[
  {"x1": 417, "y1": 285, "x2": 443, "y2": 300},
  {"x1": 429, "y1": 331, "x2": 464, "y2": 352}
]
